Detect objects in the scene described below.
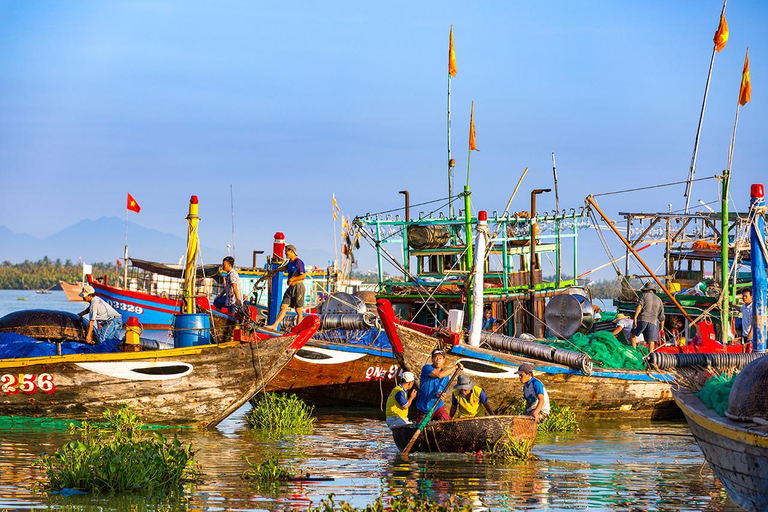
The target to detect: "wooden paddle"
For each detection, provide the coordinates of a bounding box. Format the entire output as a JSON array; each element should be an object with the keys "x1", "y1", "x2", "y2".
[{"x1": 401, "y1": 366, "x2": 462, "y2": 456}]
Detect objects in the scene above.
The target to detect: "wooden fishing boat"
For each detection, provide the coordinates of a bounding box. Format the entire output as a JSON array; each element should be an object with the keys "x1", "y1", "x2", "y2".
[
  {"x1": 379, "y1": 300, "x2": 677, "y2": 419},
  {"x1": 0, "y1": 316, "x2": 319, "y2": 428},
  {"x1": 390, "y1": 415, "x2": 536, "y2": 454},
  {"x1": 673, "y1": 388, "x2": 768, "y2": 512},
  {"x1": 58, "y1": 280, "x2": 84, "y2": 302}
]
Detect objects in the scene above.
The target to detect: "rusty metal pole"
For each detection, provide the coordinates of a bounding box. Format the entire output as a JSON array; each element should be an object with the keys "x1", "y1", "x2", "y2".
[
  {"x1": 586, "y1": 195, "x2": 693, "y2": 323},
  {"x1": 529, "y1": 189, "x2": 551, "y2": 334}
]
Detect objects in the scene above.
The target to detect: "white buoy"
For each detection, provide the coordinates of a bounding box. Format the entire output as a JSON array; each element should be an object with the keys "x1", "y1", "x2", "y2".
[{"x1": 468, "y1": 211, "x2": 489, "y2": 347}]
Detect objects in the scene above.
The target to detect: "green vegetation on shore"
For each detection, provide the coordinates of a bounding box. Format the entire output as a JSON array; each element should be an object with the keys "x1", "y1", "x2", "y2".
[
  {"x1": 247, "y1": 393, "x2": 315, "y2": 438},
  {"x1": 0, "y1": 258, "x2": 113, "y2": 290}
]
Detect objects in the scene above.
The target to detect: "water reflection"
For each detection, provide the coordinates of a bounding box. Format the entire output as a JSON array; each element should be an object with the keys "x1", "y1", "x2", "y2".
[{"x1": 0, "y1": 406, "x2": 740, "y2": 511}]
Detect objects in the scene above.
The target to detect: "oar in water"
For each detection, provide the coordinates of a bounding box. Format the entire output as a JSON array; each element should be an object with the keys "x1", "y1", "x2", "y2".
[{"x1": 401, "y1": 366, "x2": 462, "y2": 456}]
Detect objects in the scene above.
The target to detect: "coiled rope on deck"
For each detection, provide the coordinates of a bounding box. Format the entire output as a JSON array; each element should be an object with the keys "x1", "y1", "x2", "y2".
[{"x1": 480, "y1": 331, "x2": 593, "y2": 375}]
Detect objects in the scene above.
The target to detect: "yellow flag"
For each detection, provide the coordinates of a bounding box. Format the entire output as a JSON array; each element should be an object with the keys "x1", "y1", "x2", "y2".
[
  {"x1": 739, "y1": 48, "x2": 751, "y2": 106},
  {"x1": 469, "y1": 101, "x2": 478, "y2": 151},
  {"x1": 449, "y1": 25, "x2": 457, "y2": 77},
  {"x1": 713, "y1": 13, "x2": 728, "y2": 52},
  {"x1": 332, "y1": 194, "x2": 341, "y2": 219}
]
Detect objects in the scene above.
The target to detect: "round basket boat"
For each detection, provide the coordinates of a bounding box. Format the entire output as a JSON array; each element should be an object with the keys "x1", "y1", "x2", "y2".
[{"x1": 390, "y1": 415, "x2": 537, "y2": 454}]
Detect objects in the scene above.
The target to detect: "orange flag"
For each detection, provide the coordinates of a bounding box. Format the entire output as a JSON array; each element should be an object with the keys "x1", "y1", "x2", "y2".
[
  {"x1": 449, "y1": 25, "x2": 457, "y2": 77},
  {"x1": 739, "y1": 48, "x2": 751, "y2": 106},
  {"x1": 469, "y1": 101, "x2": 478, "y2": 151},
  {"x1": 127, "y1": 193, "x2": 141, "y2": 213},
  {"x1": 713, "y1": 13, "x2": 728, "y2": 52},
  {"x1": 332, "y1": 194, "x2": 340, "y2": 219}
]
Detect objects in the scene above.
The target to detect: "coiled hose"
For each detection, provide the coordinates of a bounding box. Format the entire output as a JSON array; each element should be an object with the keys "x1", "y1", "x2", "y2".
[
  {"x1": 318, "y1": 313, "x2": 378, "y2": 331},
  {"x1": 647, "y1": 351, "x2": 766, "y2": 370},
  {"x1": 480, "y1": 331, "x2": 593, "y2": 375}
]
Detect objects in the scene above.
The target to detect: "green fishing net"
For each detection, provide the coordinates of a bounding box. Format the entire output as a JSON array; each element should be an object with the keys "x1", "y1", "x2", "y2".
[
  {"x1": 696, "y1": 373, "x2": 735, "y2": 416},
  {"x1": 545, "y1": 331, "x2": 649, "y2": 370},
  {"x1": 599, "y1": 310, "x2": 618, "y2": 322}
]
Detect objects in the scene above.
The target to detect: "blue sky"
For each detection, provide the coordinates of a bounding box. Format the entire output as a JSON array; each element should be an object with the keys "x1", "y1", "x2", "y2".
[{"x1": 1, "y1": 1, "x2": 766, "y2": 276}]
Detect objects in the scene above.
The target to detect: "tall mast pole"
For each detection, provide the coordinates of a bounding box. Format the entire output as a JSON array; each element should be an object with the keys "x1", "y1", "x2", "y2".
[
  {"x1": 123, "y1": 203, "x2": 129, "y2": 289},
  {"x1": 684, "y1": 0, "x2": 728, "y2": 212},
  {"x1": 448, "y1": 25, "x2": 457, "y2": 218},
  {"x1": 552, "y1": 152, "x2": 561, "y2": 285}
]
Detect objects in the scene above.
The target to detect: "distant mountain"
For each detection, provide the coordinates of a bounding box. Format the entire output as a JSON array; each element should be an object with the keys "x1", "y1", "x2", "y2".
[{"x1": 0, "y1": 217, "x2": 220, "y2": 264}]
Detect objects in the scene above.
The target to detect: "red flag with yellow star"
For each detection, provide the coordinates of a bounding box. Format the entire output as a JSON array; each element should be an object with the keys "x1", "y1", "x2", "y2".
[
  {"x1": 449, "y1": 26, "x2": 457, "y2": 77},
  {"x1": 127, "y1": 193, "x2": 141, "y2": 213},
  {"x1": 713, "y1": 13, "x2": 728, "y2": 52},
  {"x1": 739, "y1": 49, "x2": 751, "y2": 106}
]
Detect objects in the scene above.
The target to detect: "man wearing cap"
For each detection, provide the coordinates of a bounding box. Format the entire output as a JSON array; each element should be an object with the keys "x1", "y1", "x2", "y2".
[
  {"x1": 77, "y1": 285, "x2": 123, "y2": 344},
  {"x1": 631, "y1": 282, "x2": 665, "y2": 352},
  {"x1": 266, "y1": 244, "x2": 307, "y2": 331},
  {"x1": 516, "y1": 363, "x2": 550, "y2": 422},
  {"x1": 413, "y1": 348, "x2": 463, "y2": 422},
  {"x1": 213, "y1": 256, "x2": 241, "y2": 311},
  {"x1": 385, "y1": 371, "x2": 418, "y2": 428},
  {"x1": 450, "y1": 375, "x2": 494, "y2": 419}
]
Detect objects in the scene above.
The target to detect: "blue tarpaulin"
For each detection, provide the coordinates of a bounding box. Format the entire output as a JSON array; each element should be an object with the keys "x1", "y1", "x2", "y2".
[{"x1": 0, "y1": 333, "x2": 122, "y2": 359}]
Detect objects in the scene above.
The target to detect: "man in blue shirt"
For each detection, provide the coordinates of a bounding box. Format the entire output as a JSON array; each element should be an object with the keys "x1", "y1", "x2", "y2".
[
  {"x1": 482, "y1": 308, "x2": 498, "y2": 331},
  {"x1": 413, "y1": 348, "x2": 463, "y2": 422},
  {"x1": 266, "y1": 244, "x2": 307, "y2": 331},
  {"x1": 516, "y1": 363, "x2": 550, "y2": 422}
]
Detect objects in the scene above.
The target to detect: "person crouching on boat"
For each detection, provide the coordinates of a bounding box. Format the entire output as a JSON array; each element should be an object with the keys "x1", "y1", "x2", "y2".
[
  {"x1": 413, "y1": 348, "x2": 463, "y2": 422},
  {"x1": 77, "y1": 285, "x2": 123, "y2": 345},
  {"x1": 516, "y1": 363, "x2": 550, "y2": 423},
  {"x1": 385, "y1": 371, "x2": 418, "y2": 428},
  {"x1": 450, "y1": 375, "x2": 494, "y2": 419}
]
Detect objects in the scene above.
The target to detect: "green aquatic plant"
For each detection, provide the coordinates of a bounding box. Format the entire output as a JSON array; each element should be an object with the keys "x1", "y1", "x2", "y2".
[
  {"x1": 509, "y1": 399, "x2": 579, "y2": 433},
  {"x1": 241, "y1": 455, "x2": 296, "y2": 495},
  {"x1": 486, "y1": 433, "x2": 534, "y2": 463},
  {"x1": 295, "y1": 493, "x2": 472, "y2": 511},
  {"x1": 247, "y1": 392, "x2": 315, "y2": 438},
  {"x1": 36, "y1": 406, "x2": 199, "y2": 494}
]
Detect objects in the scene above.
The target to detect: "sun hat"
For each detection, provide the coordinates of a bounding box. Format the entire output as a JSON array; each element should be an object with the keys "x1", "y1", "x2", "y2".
[
  {"x1": 79, "y1": 284, "x2": 95, "y2": 298},
  {"x1": 431, "y1": 348, "x2": 445, "y2": 357},
  {"x1": 402, "y1": 371, "x2": 415, "y2": 383},
  {"x1": 515, "y1": 363, "x2": 534, "y2": 375},
  {"x1": 285, "y1": 244, "x2": 297, "y2": 254},
  {"x1": 641, "y1": 282, "x2": 655, "y2": 291},
  {"x1": 454, "y1": 374, "x2": 474, "y2": 391},
  {"x1": 616, "y1": 313, "x2": 629, "y2": 320}
]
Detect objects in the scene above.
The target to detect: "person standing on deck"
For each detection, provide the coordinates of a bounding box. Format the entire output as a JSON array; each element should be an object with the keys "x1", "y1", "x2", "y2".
[
  {"x1": 413, "y1": 348, "x2": 463, "y2": 422},
  {"x1": 516, "y1": 363, "x2": 550, "y2": 422},
  {"x1": 213, "y1": 256, "x2": 241, "y2": 311},
  {"x1": 385, "y1": 371, "x2": 418, "y2": 428},
  {"x1": 266, "y1": 244, "x2": 307, "y2": 330},
  {"x1": 631, "y1": 282, "x2": 665, "y2": 352},
  {"x1": 450, "y1": 375, "x2": 494, "y2": 419},
  {"x1": 77, "y1": 285, "x2": 123, "y2": 344},
  {"x1": 738, "y1": 288, "x2": 754, "y2": 344}
]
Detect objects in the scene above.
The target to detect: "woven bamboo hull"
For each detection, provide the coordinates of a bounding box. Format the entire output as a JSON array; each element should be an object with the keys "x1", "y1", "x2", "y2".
[
  {"x1": 674, "y1": 389, "x2": 768, "y2": 512},
  {"x1": 391, "y1": 415, "x2": 536, "y2": 453},
  {"x1": 265, "y1": 341, "x2": 400, "y2": 406},
  {"x1": 0, "y1": 336, "x2": 302, "y2": 428},
  {"x1": 394, "y1": 324, "x2": 677, "y2": 419}
]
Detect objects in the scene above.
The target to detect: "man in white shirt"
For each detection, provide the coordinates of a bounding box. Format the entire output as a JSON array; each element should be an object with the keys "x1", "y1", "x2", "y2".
[
  {"x1": 739, "y1": 288, "x2": 754, "y2": 344},
  {"x1": 77, "y1": 285, "x2": 123, "y2": 344}
]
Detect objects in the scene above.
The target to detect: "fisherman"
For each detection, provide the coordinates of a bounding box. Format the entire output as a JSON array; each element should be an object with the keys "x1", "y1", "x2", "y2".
[
  {"x1": 516, "y1": 363, "x2": 550, "y2": 423},
  {"x1": 482, "y1": 307, "x2": 498, "y2": 331},
  {"x1": 449, "y1": 375, "x2": 494, "y2": 419},
  {"x1": 385, "y1": 371, "x2": 418, "y2": 428},
  {"x1": 213, "y1": 256, "x2": 241, "y2": 311},
  {"x1": 77, "y1": 284, "x2": 123, "y2": 344},
  {"x1": 413, "y1": 348, "x2": 463, "y2": 422},
  {"x1": 738, "y1": 288, "x2": 754, "y2": 344},
  {"x1": 631, "y1": 282, "x2": 665, "y2": 352},
  {"x1": 611, "y1": 313, "x2": 639, "y2": 345},
  {"x1": 266, "y1": 244, "x2": 307, "y2": 330}
]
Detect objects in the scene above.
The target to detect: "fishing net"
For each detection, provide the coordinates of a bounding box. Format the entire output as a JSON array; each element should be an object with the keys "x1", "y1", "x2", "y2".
[
  {"x1": 696, "y1": 373, "x2": 735, "y2": 416},
  {"x1": 599, "y1": 311, "x2": 618, "y2": 322},
  {"x1": 544, "y1": 331, "x2": 648, "y2": 370}
]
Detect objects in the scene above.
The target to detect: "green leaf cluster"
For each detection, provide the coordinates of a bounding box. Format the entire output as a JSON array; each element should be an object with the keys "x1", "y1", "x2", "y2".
[
  {"x1": 509, "y1": 400, "x2": 580, "y2": 433},
  {"x1": 246, "y1": 393, "x2": 315, "y2": 438},
  {"x1": 293, "y1": 493, "x2": 472, "y2": 512}
]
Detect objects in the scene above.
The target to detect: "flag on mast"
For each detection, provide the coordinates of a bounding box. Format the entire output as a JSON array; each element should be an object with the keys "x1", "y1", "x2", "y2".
[
  {"x1": 332, "y1": 194, "x2": 341, "y2": 219},
  {"x1": 127, "y1": 193, "x2": 141, "y2": 213},
  {"x1": 713, "y1": 13, "x2": 729, "y2": 52},
  {"x1": 739, "y1": 48, "x2": 751, "y2": 106},
  {"x1": 469, "y1": 101, "x2": 478, "y2": 151},
  {"x1": 449, "y1": 25, "x2": 457, "y2": 77}
]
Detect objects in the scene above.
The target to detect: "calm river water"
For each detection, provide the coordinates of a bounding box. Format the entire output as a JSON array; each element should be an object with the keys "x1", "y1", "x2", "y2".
[{"x1": 0, "y1": 291, "x2": 739, "y2": 511}]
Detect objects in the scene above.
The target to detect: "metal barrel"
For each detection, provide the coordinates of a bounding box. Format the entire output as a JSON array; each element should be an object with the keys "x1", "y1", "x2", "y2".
[
  {"x1": 647, "y1": 351, "x2": 766, "y2": 370},
  {"x1": 480, "y1": 331, "x2": 593, "y2": 374},
  {"x1": 318, "y1": 313, "x2": 378, "y2": 331}
]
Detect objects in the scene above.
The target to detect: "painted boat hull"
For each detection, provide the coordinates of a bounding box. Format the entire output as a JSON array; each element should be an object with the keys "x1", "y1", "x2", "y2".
[
  {"x1": 89, "y1": 279, "x2": 181, "y2": 330},
  {"x1": 0, "y1": 334, "x2": 308, "y2": 428},
  {"x1": 393, "y1": 323, "x2": 677, "y2": 419},
  {"x1": 265, "y1": 340, "x2": 400, "y2": 407},
  {"x1": 59, "y1": 281, "x2": 84, "y2": 303},
  {"x1": 391, "y1": 414, "x2": 537, "y2": 454},
  {"x1": 674, "y1": 389, "x2": 768, "y2": 512}
]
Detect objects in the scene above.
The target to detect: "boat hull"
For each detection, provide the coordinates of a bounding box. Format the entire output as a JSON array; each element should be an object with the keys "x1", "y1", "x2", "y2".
[
  {"x1": 0, "y1": 336, "x2": 304, "y2": 428},
  {"x1": 393, "y1": 324, "x2": 677, "y2": 419},
  {"x1": 265, "y1": 340, "x2": 400, "y2": 407},
  {"x1": 59, "y1": 281, "x2": 84, "y2": 303},
  {"x1": 674, "y1": 389, "x2": 768, "y2": 512},
  {"x1": 391, "y1": 415, "x2": 537, "y2": 453}
]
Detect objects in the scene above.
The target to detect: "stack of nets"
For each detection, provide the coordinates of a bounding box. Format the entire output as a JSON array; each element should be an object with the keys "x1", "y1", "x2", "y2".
[
  {"x1": 696, "y1": 373, "x2": 735, "y2": 416},
  {"x1": 545, "y1": 331, "x2": 648, "y2": 370}
]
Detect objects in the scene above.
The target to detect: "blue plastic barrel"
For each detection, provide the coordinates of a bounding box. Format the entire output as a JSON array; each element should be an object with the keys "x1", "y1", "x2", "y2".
[{"x1": 173, "y1": 313, "x2": 212, "y2": 348}]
